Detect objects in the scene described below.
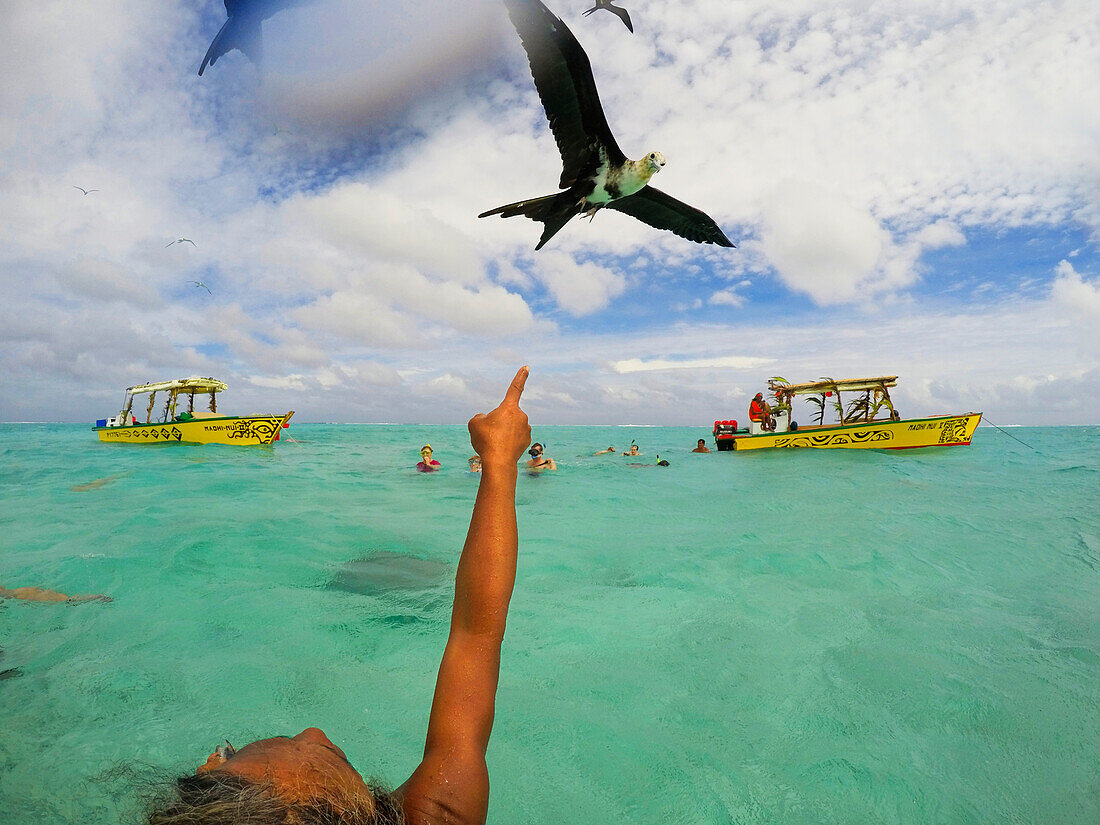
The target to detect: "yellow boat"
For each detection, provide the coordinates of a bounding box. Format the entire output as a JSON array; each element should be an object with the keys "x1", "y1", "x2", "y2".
[
  {"x1": 94, "y1": 377, "x2": 294, "y2": 446},
  {"x1": 713, "y1": 376, "x2": 981, "y2": 451}
]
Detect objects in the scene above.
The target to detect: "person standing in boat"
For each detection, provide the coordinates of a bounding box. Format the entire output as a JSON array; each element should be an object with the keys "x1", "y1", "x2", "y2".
[{"x1": 145, "y1": 367, "x2": 533, "y2": 825}]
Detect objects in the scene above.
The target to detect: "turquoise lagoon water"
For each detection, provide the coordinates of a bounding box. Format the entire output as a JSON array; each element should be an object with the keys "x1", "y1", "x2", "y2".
[{"x1": 1, "y1": 423, "x2": 1098, "y2": 824}]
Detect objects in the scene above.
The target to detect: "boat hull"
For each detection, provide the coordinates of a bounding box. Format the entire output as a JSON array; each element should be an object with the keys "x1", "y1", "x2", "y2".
[
  {"x1": 95, "y1": 412, "x2": 294, "y2": 446},
  {"x1": 730, "y1": 413, "x2": 981, "y2": 451}
]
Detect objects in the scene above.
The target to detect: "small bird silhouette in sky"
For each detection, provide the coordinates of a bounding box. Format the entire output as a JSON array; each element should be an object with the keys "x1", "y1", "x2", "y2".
[
  {"x1": 72, "y1": 186, "x2": 99, "y2": 195},
  {"x1": 188, "y1": 280, "x2": 212, "y2": 294},
  {"x1": 166, "y1": 238, "x2": 197, "y2": 248},
  {"x1": 582, "y1": 0, "x2": 633, "y2": 32}
]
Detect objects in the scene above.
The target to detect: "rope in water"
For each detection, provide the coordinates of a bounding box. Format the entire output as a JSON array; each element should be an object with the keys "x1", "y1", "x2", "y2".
[{"x1": 981, "y1": 416, "x2": 1036, "y2": 451}]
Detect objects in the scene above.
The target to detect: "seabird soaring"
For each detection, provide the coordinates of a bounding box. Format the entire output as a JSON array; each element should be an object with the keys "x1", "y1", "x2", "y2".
[
  {"x1": 480, "y1": 0, "x2": 733, "y2": 250},
  {"x1": 166, "y1": 238, "x2": 197, "y2": 247},
  {"x1": 582, "y1": 0, "x2": 633, "y2": 33},
  {"x1": 188, "y1": 280, "x2": 212, "y2": 294},
  {"x1": 198, "y1": 0, "x2": 317, "y2": 76},
  {"x1": 72, "y1": 186, "x2": 99, "y2": 195}
]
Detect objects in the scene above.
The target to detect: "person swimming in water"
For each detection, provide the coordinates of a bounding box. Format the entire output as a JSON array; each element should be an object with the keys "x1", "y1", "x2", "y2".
[
  {"x1": 525, "y1": 442, "x2": 556, "y2": 471},
  {"x1": 0, "y1": 585, "x2": 111, "y2": 603},
  {"x1": 416, "y1": 444, "x2": 441, "y2": 472},
  {"x1": 593, "y1": 446, "x2": 615, "y2": 455},
  {"x1": 145, "y1": 367, "x2": 533, "y2": 825},
  {"x1": 623, "y1": 441, "x2": 641, "y2": 457},
  {"x1": 692, "y1": 439, "x2": 710, "y2": 453}
]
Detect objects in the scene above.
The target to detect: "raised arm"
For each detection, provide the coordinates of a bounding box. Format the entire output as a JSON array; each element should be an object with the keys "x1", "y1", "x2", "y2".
[{"x1": 399, "y1": 367, "x2": 531, "y2": 825}]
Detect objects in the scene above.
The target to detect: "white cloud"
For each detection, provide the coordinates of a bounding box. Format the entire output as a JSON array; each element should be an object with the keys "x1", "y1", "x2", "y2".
[
  {"x1": 530, "y1": 252, "x2": 626, "y2": 315},
  {"x1": 612, "y1": 355, "x2": 772, "y2": 374},
  {"x1": 1051, "y1": 260, "x2": 1100, "y2": 320},
  {"x1": 1050, "y1": 259, "x2": 1100, "y2": 354},
  {"x1": 709, "y1": 289, "x2": 744, "y2": 308},
  {"x1": 759, "y1": 180, "x2": 895, "y2": 303},
  {"x1": 913, "y1": 220, "x2": 967, "y2": 250}
]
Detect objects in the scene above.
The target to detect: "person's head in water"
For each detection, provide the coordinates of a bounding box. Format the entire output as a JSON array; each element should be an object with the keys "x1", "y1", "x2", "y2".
[
  {"x1": 697, "y1": 439, "x2": 706, "y2": 447},
  {"x1": 528, "y1": 442, "x2": 544, "y2": 457},
  {"x1": 420, "y1": 445, "x2": 433, "y2": 460},
  {"x1": 149, "y1": 727, "x2": 404, "y2": 824},
  {"x1": 626, "y1": 442, "x2": 640, "y2": 455}
]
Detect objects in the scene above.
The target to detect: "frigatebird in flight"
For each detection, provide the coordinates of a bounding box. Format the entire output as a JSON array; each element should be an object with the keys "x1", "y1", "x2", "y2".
[
  {"x1": 480, "y1": 0, "x2": 733, "y2": 250},
  {"x1": 582, "y1": 0, "x2": 633, "y2": 33},
  {"x1": 188, "y1": 280, "x2": 212, "y2": 294},
  {"x1": 198, "y1": 0, "x2": 317, "y2": 76},
  {"x1": 166, "y1": 238, "x2": 197, "y2": 248},
  {"x1": 72, "y1": 186, "x2": 99, "y2": 195}
]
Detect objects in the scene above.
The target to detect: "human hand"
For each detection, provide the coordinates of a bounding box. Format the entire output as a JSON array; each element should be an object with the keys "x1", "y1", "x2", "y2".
[{"x1": 468, "y1": 367, "x2": 531, "y2": 468}]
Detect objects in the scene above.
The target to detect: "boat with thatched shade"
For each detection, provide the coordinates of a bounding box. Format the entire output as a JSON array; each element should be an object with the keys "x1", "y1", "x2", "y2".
[
  {"x1": 712, "y1": 376, "x2": 981, "y2": 451},
  {"x1": 93, "y1": 377, "x2": 294, "y2": 446}
]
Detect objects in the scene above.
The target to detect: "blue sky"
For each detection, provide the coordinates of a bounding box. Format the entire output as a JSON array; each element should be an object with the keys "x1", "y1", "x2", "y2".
[{"x1": 1, "y1": 0, "x2": 1097, "y2": 425}]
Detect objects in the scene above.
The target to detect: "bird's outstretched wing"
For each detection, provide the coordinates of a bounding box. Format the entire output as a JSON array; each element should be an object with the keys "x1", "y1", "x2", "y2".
[
  {"x1": 607, "y1": 186, "x2": 735, "y2": 246},
  {"x1": 503, "y1": 0, "x2": 626, "y2": 189},
  {"x1": 199, "y1": 13, "x2": 263, "y2": 75},
  {"x1": 610, "y1": 5, "x2": 633, "y2": 33}
]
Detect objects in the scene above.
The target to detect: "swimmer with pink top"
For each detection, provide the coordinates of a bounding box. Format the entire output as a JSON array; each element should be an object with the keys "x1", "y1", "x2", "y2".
[{"x1": 417, "y1": 444, "x2": 442, "y2": 472}]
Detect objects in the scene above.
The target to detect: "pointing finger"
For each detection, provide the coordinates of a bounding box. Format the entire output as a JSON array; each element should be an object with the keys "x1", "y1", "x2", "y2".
[{"x1": 503, "y1": 366, "x2": 529, "y2": 406}]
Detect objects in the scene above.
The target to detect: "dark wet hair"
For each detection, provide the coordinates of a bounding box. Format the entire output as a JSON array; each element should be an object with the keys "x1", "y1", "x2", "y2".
[
  {"x1": 145, "y1": 771, "x2": 405, "y2": 825},
  {"x1": 697, "y1": 439, "x2": 705, "y2": 444}
]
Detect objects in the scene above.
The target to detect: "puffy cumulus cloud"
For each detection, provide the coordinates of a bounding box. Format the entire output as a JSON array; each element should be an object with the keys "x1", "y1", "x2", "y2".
[
  {"x1": 758, "y1": 180, "x2": 895, "y2": 303},
  {"x1": 426, "y1": 373, "x2": 471, "y2": 400},
  {"x1": 283, "y1": 183, "x2": 484, "y2": 286},
  {"x1": 1051, "y1": 260, "x2": 1100, "y2": 321},
  {"x1": 758, "y1": 184, "x2": 976, "y2": 303},
  {"x1": 912, "y1": 220, "x2": 967, "y2": 250},
  {"x1": 1050, "y1": 260, "x2": 1100, "y2": 354},
  {"x1": 528, "y1": 252, "x2": 626, "y2": 315},
  {"x1": 293, "y1": 291, "x2": 419, "y2": 348},
  {"x1": 709, "y1": 289, "x2": 744, "y2": 308}
]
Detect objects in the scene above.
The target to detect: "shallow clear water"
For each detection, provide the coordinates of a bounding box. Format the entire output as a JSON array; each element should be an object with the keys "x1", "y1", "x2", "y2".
[{"x1": 1, "y1": 424, "x2": 1098, "y2": 823}]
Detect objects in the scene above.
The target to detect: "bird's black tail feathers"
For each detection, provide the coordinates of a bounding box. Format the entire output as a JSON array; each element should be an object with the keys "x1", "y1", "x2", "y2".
[
  {"x1": 198, "y1": 16, "x2": 264, "y2": 76},
  {"x1": 479, "y1": 192, "x2": 579, "y2": 250}
]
